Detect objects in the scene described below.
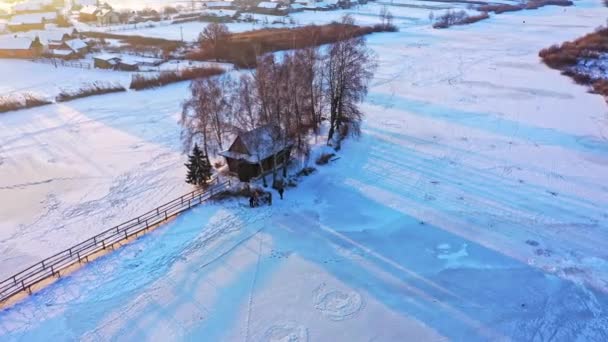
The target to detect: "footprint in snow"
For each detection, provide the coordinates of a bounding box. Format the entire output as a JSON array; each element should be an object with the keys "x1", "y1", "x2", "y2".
[
  {"x1": 313, "y1": 283, "x2": 363, "y2": 321},
  {"x1": 262, "y1": 321, "x2": 308, "y2": 342}
]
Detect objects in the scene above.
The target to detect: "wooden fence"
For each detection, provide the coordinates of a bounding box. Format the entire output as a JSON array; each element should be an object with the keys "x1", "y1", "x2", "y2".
[
  {"x1": 0, "y1": 179, "x2": 230, "y2": 305},
  {"x1": 32, "y1": 58, "x2": 92, "y2": 69}
]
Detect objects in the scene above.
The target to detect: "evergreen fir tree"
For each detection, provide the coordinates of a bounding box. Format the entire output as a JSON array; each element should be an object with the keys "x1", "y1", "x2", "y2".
[
  {"x1": 185, "y1": 144, "x2": 203, "y2": 186},
  {"x1": 199, "y1": 154, "x2": 212, "y2": 184}
]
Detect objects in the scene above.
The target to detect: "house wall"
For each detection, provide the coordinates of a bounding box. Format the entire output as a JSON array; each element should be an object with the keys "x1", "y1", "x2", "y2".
[
  {"x1": 226, "y1": 148, "x2": 291, "y2": 182},
  {"x1": 0, "y1": 49, "x2": 35, "y2": 58},
  {"x1": 8, "y1": 23, "x2": 45, "y2": 32},
  {"x1": 94, "y1": 59, "x2": 112, "y2": 69}
]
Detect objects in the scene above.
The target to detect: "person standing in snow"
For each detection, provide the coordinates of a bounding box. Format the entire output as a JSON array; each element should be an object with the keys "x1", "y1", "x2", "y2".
[
  {"x1": 278, "y1": 186, "x2": 284, "y2": 200},
  {"x1": 249, "y1": 195, "x2": 254, "y2": 208}
]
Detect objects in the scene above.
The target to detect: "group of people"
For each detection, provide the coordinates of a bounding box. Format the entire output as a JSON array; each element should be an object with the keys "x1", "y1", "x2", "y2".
[{"x1": 249, "y1": 186, "x2": 284, "y2": 208}]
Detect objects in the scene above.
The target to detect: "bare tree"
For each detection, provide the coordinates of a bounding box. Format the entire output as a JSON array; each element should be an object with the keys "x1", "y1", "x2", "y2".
[
  {"x1": 180, "y1": 75, "x2": 233, "y2": 157},
  {"x1": 324, "y1": 15, "x2": 376, "y2": 144},
  {"x1": 233, "y1": 73, "x2": 259, "y2": 131},
  {"x1": 379, "y1": 6, "x2": 395, "y2": 30},
  {"x1": 198, "y1": 22, "x2": 230, "y2": 62}
]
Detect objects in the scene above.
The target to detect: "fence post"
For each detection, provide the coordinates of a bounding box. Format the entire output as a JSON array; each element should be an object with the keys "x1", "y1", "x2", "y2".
[
  {"x1": 41, "y1": 260, "x2": 45, "y2": 269},
  {"x1": 77, "y1": 251, "x2": 81, "y2": 263},
  {"x1": 165, "y1": 210, "x2": 168, "y2": 220},
  {"x1": 102, "y1": 240, "x2": 106, "y2": 249},
  {"x1": 21, "y1": 280, "x2": 26, "y2": 292}
]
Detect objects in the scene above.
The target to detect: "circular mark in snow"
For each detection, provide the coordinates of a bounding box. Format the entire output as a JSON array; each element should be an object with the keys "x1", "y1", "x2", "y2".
[
  {"x1": 313, "y1": 283, "x2": 363, "y2": 321},
  {"x1": 262, "y1": 321, "x2": 308, "y2": 342}
]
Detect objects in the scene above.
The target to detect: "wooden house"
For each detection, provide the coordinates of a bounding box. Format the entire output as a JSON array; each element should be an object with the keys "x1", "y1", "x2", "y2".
[
  {"x1": 0, "y1": 36, "x2": 44, "y2": 58},
  {"x1": 79, "y1": 5, "x2": 99, "y2": 22},
  {"x1": 219, "y1": 125, "x2": 292, "y2": 182},
  {"x1": 93, "y1": 54, "x2": 120, "y2": 69},
  {"x1": 97, "y1": 9, "x2": 119, "y2": 26}
]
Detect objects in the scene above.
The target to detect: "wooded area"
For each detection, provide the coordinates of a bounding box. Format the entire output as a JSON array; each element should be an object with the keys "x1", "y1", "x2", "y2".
[{"x1": 181, "y1": 15, "x2": 377, "y2": 187}]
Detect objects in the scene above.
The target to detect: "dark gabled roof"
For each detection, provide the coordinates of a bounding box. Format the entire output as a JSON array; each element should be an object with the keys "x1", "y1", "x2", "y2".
[{"x1": 220, "y1": 124, "x2": 291, "y2": 163}]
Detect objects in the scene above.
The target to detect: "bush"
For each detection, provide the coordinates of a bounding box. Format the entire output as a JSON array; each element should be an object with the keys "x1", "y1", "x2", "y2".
[
  {"x1": 129, "y1": 67, "x2": 225, "y2": 90},
  {"x1": 186, "y1": 23, "x2": 386, "y2": 68},
  {"x1": 316, "y1": 153, "x2": 336, "y2": 165},
  {"x1": 433, "y1": 10, "x2": 489, "y2": 29},
  {"x1": 372, "y1": 23, "x2": 398, "y2": 32},
  {"x1": 561, "y1": 70, "x2": 593, "y2": 85},
  {"x1": 163, "y1": 6, "x2": 179, "y2": 15},
  {"x1": 478, "y1": 4, "x2": 523, "y2": 13},
  {"x1": 539, "y1": 28, "x2": 608, "y2": 69},
  {"x1": 0, "y1": 93, "x2": 51, "y2": 113},
  {"x1": 526, "y1": 0, "x2": 573, "y2": 9},
  {"x1": 479, "y1": 0, "x2": 571, "y2": 13},
  {"x1": 297, "y1": 167, "x2": 316, "y2": 176},
  {"x1": 592, "y1": 79, "x2": 608, "y2": 96},
  {"x1": 83, "y1": 32, "x2": 183, "y2": 56},
  {"x1": 56, "y1": 82, "x2": 126, "y2": 102}
]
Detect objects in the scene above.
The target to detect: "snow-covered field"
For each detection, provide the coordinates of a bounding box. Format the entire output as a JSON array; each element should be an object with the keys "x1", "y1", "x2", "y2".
[
  {"x1": 1, "y1": 0, "x2": 608, "y2": 340},
  {"x1": 111, "y1": 1, "x2": 475, "y2": 41}
]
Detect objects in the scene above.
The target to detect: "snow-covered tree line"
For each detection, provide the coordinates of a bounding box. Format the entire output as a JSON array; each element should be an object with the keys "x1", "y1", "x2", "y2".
[{"x1": 180, "y1": 15, "x2": 376, "y2": 177}]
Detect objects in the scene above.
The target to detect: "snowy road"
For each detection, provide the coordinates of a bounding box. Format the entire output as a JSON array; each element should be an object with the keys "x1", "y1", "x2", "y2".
[{"x1": 1, "y1": 0, "x2": 608, "y2": 340}]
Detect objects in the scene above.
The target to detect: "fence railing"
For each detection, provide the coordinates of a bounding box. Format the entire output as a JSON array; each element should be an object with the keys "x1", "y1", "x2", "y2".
[
  {"x1": 0, "y1": 179, "x2": 230, "y2": 305},
  {"x1": 32, "y1": 58, "x2": 92, "y2": 69}
]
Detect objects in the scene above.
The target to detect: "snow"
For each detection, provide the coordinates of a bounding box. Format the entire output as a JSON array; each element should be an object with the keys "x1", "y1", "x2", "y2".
[
  {"x1": 48, "y1": 49, "x2": 74, "y2": 56},
  {"x1": 258, "y1": 2, "x2": 280, "y2": 9},
  {"x1": 79, "y1": 5, "x2": 99, "y2": 16},
  {"x1": 9, "y1": 12, "x2": 57, "y2": 25},
  {"x1": 64, "y1": 38, "x2": 87, "y2": 51},
  {"x1": 1, "y1": 0, "x2": 608, "y2": 340},
  {"x1": 202, "y1": 9, "x2": 237, "y2": 17},
  {"x1": 0, "y1": 59, "x2": 132, "y2": 99},
  {"x1": 0, "y1": 37, "x2": 32, "y2": 50}
]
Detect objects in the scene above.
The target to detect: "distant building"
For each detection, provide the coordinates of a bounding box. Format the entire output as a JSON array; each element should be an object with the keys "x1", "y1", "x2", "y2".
[
  {"x1": 0, "y1": 36, "x2": 44, "y2": 58},
  {"x1": 79, "y1": 5, "x2": 99, "y2": 22},
  {"x1": 47, "y1": 48, "x2": 77, "y2": 59},
  {"x1": 93, "y1": 54, "x2": 121, "y2": 69},
  {"x1": 203, "y1": 1, "x2": 235, "y2": 10},
  {"x1": 219, "y1": 125, "x2": 292, "y2": 182},
  {"x1": 93, "y1": 54, "x2": 141, "y2": 71},
  {"x1": 96, "y1": 8, "x2": 119, "y2": 26},
  {"x1": 8, "y1": 12, "x2": 57, "y2": 31},
  {"x1": 47, "y1": 38, "x2": 88, "y2": 58}
]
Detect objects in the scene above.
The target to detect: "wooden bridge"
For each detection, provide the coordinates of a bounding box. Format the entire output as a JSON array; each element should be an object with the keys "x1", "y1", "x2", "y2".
[{"x1": 0, "y1": 179, "x2": 231, "y2": 308}]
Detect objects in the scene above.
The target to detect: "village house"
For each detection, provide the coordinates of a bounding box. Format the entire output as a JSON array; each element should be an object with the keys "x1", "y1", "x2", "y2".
[
  {"x1": 0, "y1": 36, "x2": 44, "y2": 58},
  {"x1": 93, "y1": 54, "x2": 142, "y2": 71},
  {"x1": 219, "y1": 125, "x2": 293, "y2": 182},
  {"x1": 78, "y1": 5, "x2": 99, "y2": 22},
  {"x1": 46, "y1": 48, "x2": 76, "y2": 59},
  {"x1": 203, "y1": 1, "x2": 236, "y2": 10},
  {"x1": 93, "y1": 54, "x2": 120, "y2": 69},
  {"x1": 46, "y1": 38, "x2": 88, "y2": 59},
  {"x1": 96, "y1": 8, "x2": 119, "y2": 26}
]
